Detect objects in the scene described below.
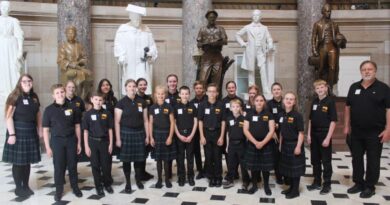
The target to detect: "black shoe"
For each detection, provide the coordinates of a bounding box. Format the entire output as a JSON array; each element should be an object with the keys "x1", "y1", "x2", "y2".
[
  {"x1": 15, "y1": 187, "x2": 28, "y2": 197},
  {"x1": 96, "y1": 187, "x2": 105, "y2": 197},
  {"x1": 359, "y1": 188, "x2": 375, "y2": 198},
  {"x1": 178, "y1": 179, "x2": 185, "y2": 187},
  {"x1": 276, "y1": 178, "x2": 284, "y2": 185},
  {"x1": 209, "y1": 179, "x2": 215, "y2": 187},
  {"x1": 141, "y1": 172, "x2": 154, "y2": 181},
  {"x1": 222, "y1": 180, "x2": 234, "y2": 189},
  {"x1": 286, "y1": 192, "x2": 300, "y2": 199},
  {"x1": 24, "y1": 186, "x2": 34, "y2": 196},
  {"x1": 320, "y1": 185, "x2": 331, "y2": 195},
  {"x1": 54, "y1": 192, "x2": 62, "y2": 202},
  {"x1": 125, "y1": 184, "x2": 132, "y2": 193},
  {"x1": 264, "y1": 185, "x2": 272, "y2": 196},
  {"x1": 165, "y1": 180, "x2": 172, "y2": 188},
  {"x1": 196, "y1": 172, "x2": 204, "y2": 180},
  {"x1": 347, "y1": 184, "x2": 364, "y2": 194},
  {"x1": 188, "y1": 178, "x2": 195, "y2": 186},
  {"x1": 281, "y1": 188, "x2": 292, "y2": 195},
  {"x1": 234, "y1": 174, "x2": 240, "y2": 180},
  {"x1": 136, "y1": 181, "x2": 144, "y2": 189},
  {"x1": 248, "y1": 185, "x2": 258, "y2": 194},
  {"x1": 105, "y1": 186, "x2": 114, "y2": 194},
  {"x1": 307, "y1": 183, "x2": 322, "y2": 191},
  {"x1": 73, "y1": 187, "x2": 83, "y2": 198},
  {"x1": 155, "y1": 180, "x2": 163, "y2": 188},
  {"x1": 215, "y1": 179, "x2": 222, "y2": 187},
  {"x1": 242, "y1": 182, "x2": 249, "y2": 190}
]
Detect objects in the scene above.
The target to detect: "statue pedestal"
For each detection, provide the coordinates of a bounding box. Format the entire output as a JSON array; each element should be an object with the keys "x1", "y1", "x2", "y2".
[{"x1": 332, "y1": 97, "x2": 348, "y2": 151}]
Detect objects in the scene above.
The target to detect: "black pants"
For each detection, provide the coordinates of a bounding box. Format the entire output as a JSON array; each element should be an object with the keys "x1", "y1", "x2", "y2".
[
  {"x1": 89, "y1": 139, "x2": 111, "y2": 188},
  {"x1": 193, "y1": 130, "x2": 203, "y2": 173},
  {"x1": 351, "y1": 129, "x2": 383, "y2": 190},
  {"x1": 310, "y1": 130, "x2": 332, "y2": 186},
  {"x1": 123, "y1": 161, "x2": 143, "y2": 185},
  {"x1": 51, "y1": 136, "x2": 78, "y2": 191},
  {"x1": 226, "y1": 141, "x2": 250, "y2": 183},
  {"x1": 177, "y1": 131, "x2": 195, "y2": 179},
  {"x1": 271, "y1": 139, "x2": 282, "y2": 181},
  {"x1": 204, "y1": 129, "x2": 222, "y2": 180}
]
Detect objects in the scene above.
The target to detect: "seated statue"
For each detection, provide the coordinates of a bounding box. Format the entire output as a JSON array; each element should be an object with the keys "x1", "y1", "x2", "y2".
[{"x1": 57, "y1": 26, "x2": 92, "y2": 100}]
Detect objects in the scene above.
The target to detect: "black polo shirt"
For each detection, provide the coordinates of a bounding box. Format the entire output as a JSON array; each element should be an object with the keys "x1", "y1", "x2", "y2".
[
  {"x1": 244, "y1": 103, "x2": 253, "y2": 113},
  {"x1": 102, "y1": 95, "x2": 117, "y2": 116},
  {"x1": 197, "y1": 100, "x2": 225, "y2": 129},
  {"x1": 175, "y1": 102, "x2": 197, "y2": 130},
  {"x1": 222, "y1": 95, "x2": 244, "y2": 114},
  {"x1": 13, "y1": 94, "x2": 40, "y2": 123},
  {"x1": 346, "y1": 79, "x2": 390, "y2": 130},
  {"x1": 66, "y1": 95, "x2": 85, "y2": 113},
  {"x1": 309, "y1": 96, "x2": 337, "y2": 129},
  {"x1": 42, "y1": 101, "x2": 81, "y2": 136},
  {"x1": 190, "y1": 95, "x2": 208, "y2": 110},
  {"x1": 82, "y1": 108, "x2": 114, "y2": 138},
  {"x1": 245, "y1": 109, "x2": 273, "y2": 140},
  {"x1": 136, "y1": 93, "x2": 153, "y2": 109},
  {"x1": 278, "y1": 110, "x2": 304, "y2": 141},
  {"x1": 267, "y1": 98, "x2": 284, "y2": 120},
  {"x1": 116, "y1": 96, "x2": 146, "y2": 129},
  {"x1": 226, "y1": 114, "x2": 245, "y2": 141},
  {"x1": 166, "y1": 90, "x2": 181, "y2": 107},
  {"x1": 150, "y1": 102, "x2": 173, "y2": 130}
]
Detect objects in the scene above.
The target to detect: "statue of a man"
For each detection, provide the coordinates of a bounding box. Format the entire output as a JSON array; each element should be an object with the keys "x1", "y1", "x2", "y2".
[
  {"x1": 236, "y1": 9, "x2": 274, "y2": 96},
  {"x1": 57, "y1": 26, "x2": 93, "y2": 100},
  {"x1": 197, "y1": 10, "x2": 228, "y2": 95},
  {"x1": 311, "y1": 3, "x2": 346, "y2": 92},
  {"x1": 114, "y1": 4, "x2": 158, "y2": 95},
  {"x1": 0, "y1": 0, "x2": 23, "y2": 97}
]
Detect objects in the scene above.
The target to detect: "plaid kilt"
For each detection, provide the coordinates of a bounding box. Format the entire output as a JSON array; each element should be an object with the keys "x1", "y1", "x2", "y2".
[
  {"x1": 2, "y1": 121, "x2": 41, "y2": 165},
  {"x1": 279, "y1": 141, "x2": 306, "y2": 177},
  {"x1": 118, "y1": 127, "x2": 146, "y2": 162},
  {"x1": 245, "y1": 141, "x2": 274, "y2": 171},
  {"x1": 151, "y1": 129, "x2": 176, "y2": 161}
]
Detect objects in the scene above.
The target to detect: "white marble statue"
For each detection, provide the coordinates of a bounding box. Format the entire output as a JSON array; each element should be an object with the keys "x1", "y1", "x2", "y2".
[
  {"x1": 0, "y1": 1, "x2": 24, "y2": 97},
  {"x1": 114, "y1": 4, "x2": 157, "y2": 95},
  {"x1": 236, "y1": 9, "x2": 274, "y2": 96}
]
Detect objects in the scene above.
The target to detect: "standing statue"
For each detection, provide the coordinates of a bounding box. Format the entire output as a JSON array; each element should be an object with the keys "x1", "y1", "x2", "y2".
[
  {"x1": 197, "y1": 10, "x2": 234, "y2": 96},
  {"x1": 236, "y1": 9, "x2": 274, "y2": 96},
  {"x1": 114, "y1": 4, "x2": 158, "y2": 95},
  {"x1": 310, "y1": 3, "x2": 346, "y2": 93},
  {"x1": 0, "y1": 1, "x2": 23, "y2": 97},
  {"x1": 57, "y1": 26, "x2": 93, "y2": 100}
]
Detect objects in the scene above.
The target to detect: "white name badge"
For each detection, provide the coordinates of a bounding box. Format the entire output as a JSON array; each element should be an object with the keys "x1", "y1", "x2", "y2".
[
  {"x1": 194, "y1": 103, "x2": 198, "y2": 108},
  {"x1": 355, "y1": 89, "x2": 361, "y2": 95},
  {"x1": 23, "y1": 99, "x2": 29, "y2": 105},
  {"x1": 205, "y1": 108, "x2": 210, "y2": 114},
  {"x1": 91, "y1": 115, "x2": 97, "y2": 121},
  {"x1": 272, "y1": 108, "x2": 277, "y2": 114},
  {"x1": 313, "y1": 104, "x2": 318, "y2": 110},
  {"x1": 165, "y1": 99, "x2": 170, "y2": 103},
  {"x1": 246, "y1": 105, "x2": 251, "y2": 109},
  {"x1": 138, "y1": 107, "x2": 143, "y2": 112},
  {"x1": 154, "y1": 109, "x2": 160, "y2": 114},
  {"x1": 178, "y1": 109, "x2": 183, "y2": 114},
  {"x1": 65, "y1": 110, "x2": 71, "y2": 116},
  {"x1": 279, "y1": 117, "x2": 284, "y2": 123},
  {"x1": 225, "y1": 103, "x2": 230, "y2": 108},
  {"x1": 102, "y1": 104, "x2": 107, "y2": 109},
  {"x1": 229, "y1": 120, "x2": 235, "y2": 126},
  {"x1": 252, "y1": 116, "x2": 258, "y2": 122}
]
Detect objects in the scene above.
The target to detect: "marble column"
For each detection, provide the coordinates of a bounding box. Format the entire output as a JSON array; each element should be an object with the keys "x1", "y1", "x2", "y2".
[
  {"x1": 182, "y1": 0, "x2": 212, "y2": 90},
  {"x1": 297, "y1": 0, "x2": 325, "y2": 118},
  {"x1": 57, "y1": 0, "x2": 91, "y2": 70}
]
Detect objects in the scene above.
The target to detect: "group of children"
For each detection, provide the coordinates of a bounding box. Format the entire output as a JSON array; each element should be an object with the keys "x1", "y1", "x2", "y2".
[{"x1": 3, "y1": 73, "x2": 337, "y2": 201}]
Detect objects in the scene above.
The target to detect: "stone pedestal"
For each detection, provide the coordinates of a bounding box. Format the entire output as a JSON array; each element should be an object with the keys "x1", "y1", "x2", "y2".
[
  {"x1": 182, "y1": 0, "x2": 212, "y2": 91},
  {"x1": 297, "y1": 0, "x2": 325, "y2": 118}
]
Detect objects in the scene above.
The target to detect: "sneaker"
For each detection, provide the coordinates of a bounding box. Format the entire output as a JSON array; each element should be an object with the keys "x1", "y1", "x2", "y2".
[{"x1": 222, "y1": 180, "x2": 234, "y2": 189}]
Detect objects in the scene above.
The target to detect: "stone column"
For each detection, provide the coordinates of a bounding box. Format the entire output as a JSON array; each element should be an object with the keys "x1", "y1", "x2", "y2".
[
  {"x1": 182, "y1": 0, "x2": 212, "y2": 90},
  {"x1": 57, "y1": 0, "x2": 91, "y2": 70},
  {"x1": 297, "y1": 0, "x2": 325, "y2": 118}
]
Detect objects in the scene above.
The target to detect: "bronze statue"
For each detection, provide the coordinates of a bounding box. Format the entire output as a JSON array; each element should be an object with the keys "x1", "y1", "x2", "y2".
[
  {"x1": 310, "y1": 3, "x2": 346, "y2": 93},
  {"x1": 57, "y1": 26, "x2": 93, "y2": 100},
  {"x1": 196, "y1": 10, "x2": 234, "y2": 96}
]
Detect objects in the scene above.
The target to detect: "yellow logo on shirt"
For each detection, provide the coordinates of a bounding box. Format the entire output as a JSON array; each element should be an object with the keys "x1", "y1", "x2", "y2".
[
  {"x1": 215, "y1": 108, "x2": 221, "y2": 114},
  {"x1": 263, "y1": 115, "x2": 269, "y2": 121},
  {"x1": 188, "y1": 108, "x2": 193, "y2": 114},
  {"x1": 146, "y1": 99, "x2": 151, "y2": 105},
  {"x1": 163, "y1": 108, "x2": 169, "y2": 114},
  {"x1": 239, "y1": 121, "x2": 244, "y2": 127},
  {"x1": 288, "y1": 117, "x2": 294, "y2": 123},
  {"x1": 176, "y1": 98, "x2": 181, "y2": 103},
  {"x1": 101, "y1": 114, "x2": 107, "y2": 120},
  {"x1": 137, "y1": 103, "x2": 142, "y2": 107},
  {"x1": 75, "y1": 102, "x2": 80, "y2": 107},
  {"x1": 322, "y1": 106, "x2": 328, "y2": 112}
]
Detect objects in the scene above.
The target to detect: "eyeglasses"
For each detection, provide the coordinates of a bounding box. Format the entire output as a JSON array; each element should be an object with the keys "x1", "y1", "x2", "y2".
[{"x1": 21, "y1": 80, "x2": 32, "y2": 83}]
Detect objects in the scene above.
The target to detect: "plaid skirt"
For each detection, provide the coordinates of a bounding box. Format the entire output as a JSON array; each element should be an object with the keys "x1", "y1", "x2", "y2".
[
  {"x1": 2, "y1": 121, "x2": 41, "y2": 165},
  {"x1": 279, "y1": 141, "x2": 306, "y2": 177},
  {"x1": 118, "y1": 127, "x2": 146, "y2": 162},
  {"x1": 245, "y1": 141, "x2": 274, "y2": 171},
  {"x1": 151, "y1": 129, "x2": 176, "y2": 161}
]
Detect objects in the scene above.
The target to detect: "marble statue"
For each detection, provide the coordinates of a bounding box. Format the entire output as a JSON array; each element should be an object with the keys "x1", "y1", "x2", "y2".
[
  {"x1": 57, "y1": 26, "x2": 93, "y2": 100},
  {"x1": 236, "y1": 9, "x2": 274, "y2": 96},
  {"x1": 114, "y1": 4, "x2": 158, "y2": 95},
  {"x1": 310, "y1": 3, "x2": 347, "y2": 93},
  {"x1": 0, "y1": 1, "x2": 23, "y2": 97}
]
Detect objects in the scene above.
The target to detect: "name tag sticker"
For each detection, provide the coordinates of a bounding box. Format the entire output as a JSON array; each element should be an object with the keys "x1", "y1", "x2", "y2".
[
  {"x1": 178, "y1": 109, "x2": 183, "y2": 114},
  {"x1": 102, "y1": 104, "x2": 107, "y2": 109},
  {"x1": 313, "y1": 104, "x2": 318, "y2": 110},
  {"x1": 154, "y1": 108, "x2": 160, "y2": 114},
  {"x1": 23, "y1": 99, "x2": 29, "y2": 105},
  {"x1": 355, "y1": 89, "x2": 361, "y2": 95},
  {"x1": 252, "y1": 116, "x2": 258, "y2": 122},
  {"x1": 165, "y1": 99, "x2": 170, "y2": 103},
  {"x1": 138, "y1": 106, "x2": 143, "y2": 112},
  {"x1": 194, "y1": 103, "x2": 198, "y2": 108},
  {"x1": 272, "y1": 108, "x2": 277, "y2": 114},
  {"x1": 91, "y1": 115, "x2": 97, "y2": 121},
  {"x1": 225, "y1": 103, "x2": 230, "y2": 108},
  {"x1": 229, "y1": 120, "x2": 235, "y2": 126},
  {"x1": 65, "y1": 109, "x2": 72, "y2": 116},
  {"x1": 205, "y1": 108, "x2": 210, "y2": 114},
  {"x1": 279, "y1": 117, "x2": 284, "y2": 123},
  {"x1": 246, "y1": 105, "x2": 251, "y2": 109}
]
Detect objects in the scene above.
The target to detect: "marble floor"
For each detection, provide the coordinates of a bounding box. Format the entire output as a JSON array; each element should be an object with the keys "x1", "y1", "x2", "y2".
[{"x1": 0, "y1": 144, "x2": 390, "y2": 205}]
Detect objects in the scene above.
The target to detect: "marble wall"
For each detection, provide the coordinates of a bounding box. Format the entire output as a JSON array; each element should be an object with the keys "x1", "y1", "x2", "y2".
[{"x1": 8, "y1": 2, "x2": 390, "y2": 108}]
